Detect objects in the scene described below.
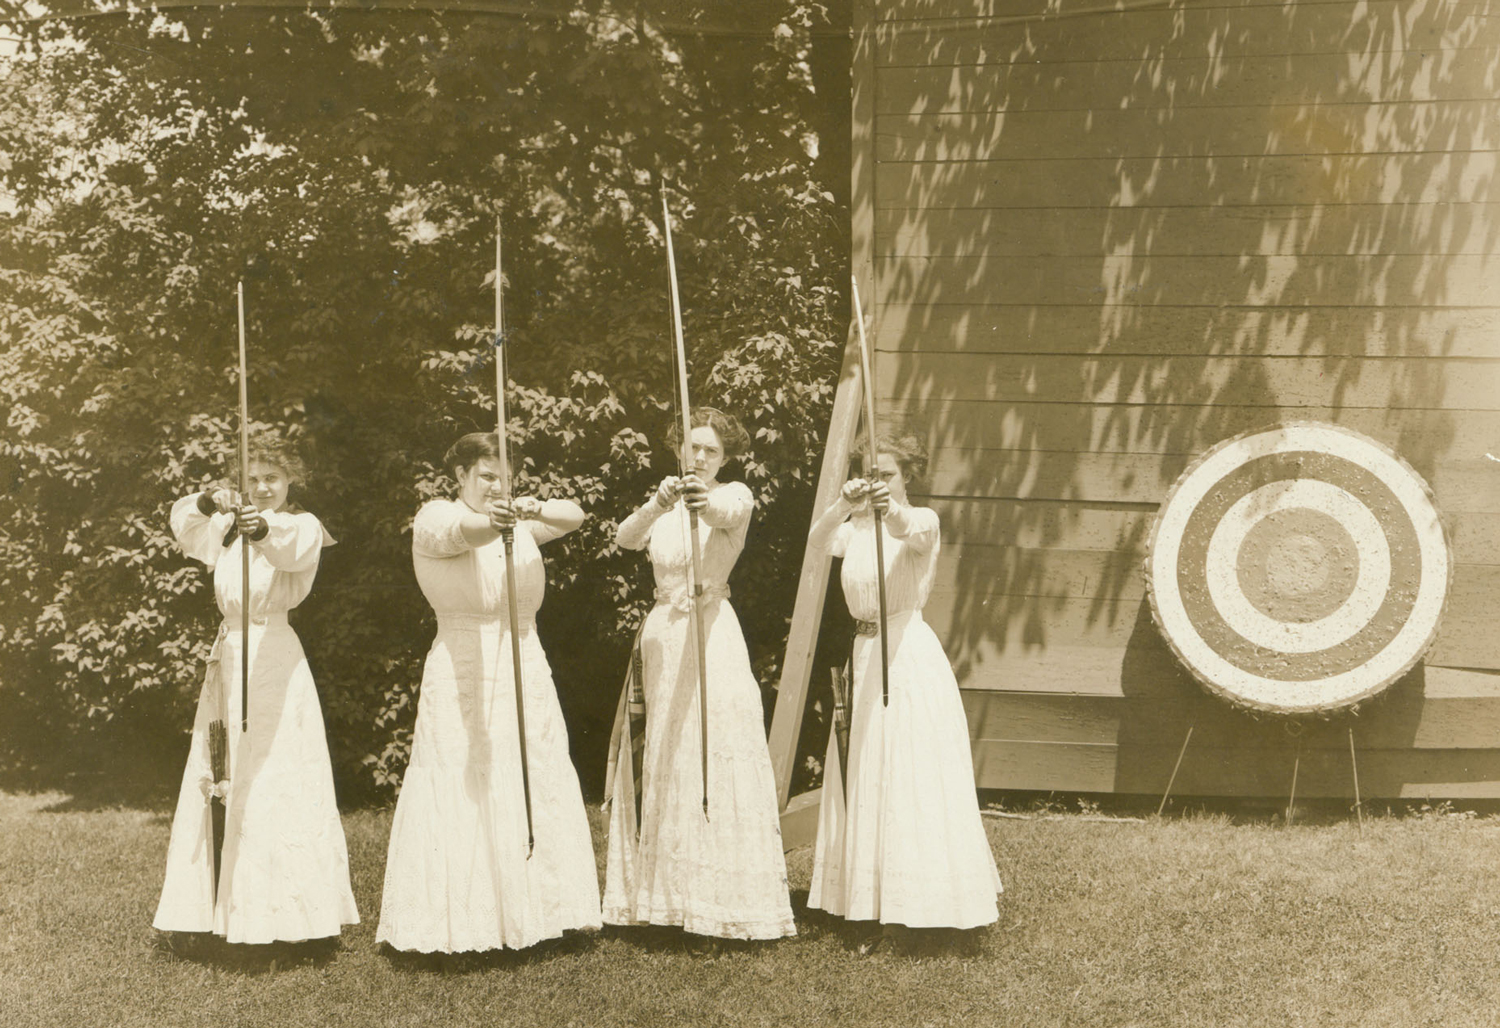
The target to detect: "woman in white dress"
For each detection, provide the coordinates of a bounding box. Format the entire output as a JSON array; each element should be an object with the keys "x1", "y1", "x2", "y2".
[
  {"x1": 377, "y1": 432, "x2": 601, "y2": 953},
  {"x1": 602, "y1": 407, "x2": 795, "y2": 943},
  {"x1": 806, "y1": 431, "x2": 1000, "y2": 946},
  {"x1": 154, "y1": 435, "x2": 359, "y2": 944}
]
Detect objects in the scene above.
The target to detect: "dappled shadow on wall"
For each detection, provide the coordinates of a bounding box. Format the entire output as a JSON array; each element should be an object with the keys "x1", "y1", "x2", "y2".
[{"x1": 873, "y1": 0, "x2": 1500, "y2": 688}]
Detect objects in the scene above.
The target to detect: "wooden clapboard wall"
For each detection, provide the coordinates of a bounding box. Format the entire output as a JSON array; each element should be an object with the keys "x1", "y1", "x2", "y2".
[{"x1": 862, "y1": 0, "x2": 1500, "y2": 797}]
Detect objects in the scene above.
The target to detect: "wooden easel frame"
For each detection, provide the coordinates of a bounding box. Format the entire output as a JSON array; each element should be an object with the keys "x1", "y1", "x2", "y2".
[{"x1": 768, "y1": 0, "x2": 877, "y2": 848}]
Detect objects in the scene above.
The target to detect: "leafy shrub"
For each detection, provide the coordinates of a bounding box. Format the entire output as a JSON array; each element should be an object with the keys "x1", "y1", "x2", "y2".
[{"x1": 0, "y1": 1, "x2": 848, "y2": 801}]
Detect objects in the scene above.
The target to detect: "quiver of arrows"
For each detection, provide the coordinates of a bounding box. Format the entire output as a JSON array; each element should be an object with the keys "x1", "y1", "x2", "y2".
[
  {"x1": 627, "y1": 642, "x2": 646, "y2": 837},
  {"x1": 830, "y1": 665, "x2": 851, "y2": 800},
  {"x1": 207, "y1": 717, "x2": 229, "y2": 899}
]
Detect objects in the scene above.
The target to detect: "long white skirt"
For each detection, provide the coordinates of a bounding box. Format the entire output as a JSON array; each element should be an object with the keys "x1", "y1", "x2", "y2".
[
  {"x1": 603, "y1": 598, "x2": 795, "y2": 940},
  {"x1": 153, "y1": 616, "x2": 359, "y2": 943},
  {"x1": 809, "y1": 609, "x2": 1001, "y2": 929},
  {"x1": 377, "y1": 616, "x2": 602, "y2": 952}
]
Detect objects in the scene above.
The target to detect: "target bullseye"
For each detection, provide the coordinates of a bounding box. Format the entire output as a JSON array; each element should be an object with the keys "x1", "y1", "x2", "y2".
[{"x1": 1146, "y1": 423, "x2": 1450, "y2": 714}]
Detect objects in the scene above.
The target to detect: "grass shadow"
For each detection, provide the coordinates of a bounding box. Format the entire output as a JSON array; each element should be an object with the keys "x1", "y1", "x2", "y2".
[
  {"x1": 380, "y1": 929, "x2": 600, "y2": 974},
  {"x1": 152, "y1": 932, "x2": 345, "y2": 975},
  {"x1": 793, "y1": 888, "x2": 998, "y2": 959}
]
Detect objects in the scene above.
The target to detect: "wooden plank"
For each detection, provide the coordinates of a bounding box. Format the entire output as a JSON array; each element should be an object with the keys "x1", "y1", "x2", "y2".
[
  {"x1": 875, "y1": 254, "x2": 1500, "y2": 309},
  {"x1": 1111, "y1": 744, "x2": 1500, "y2": 798},
  {"x1": 878, "y1": 5, "x2": 1499, "y2": 66},
  {"x1": 931, "y1": 546, "x2": 1149, "y2": 603},
  {"x1": 951, "y1": 640, "x2": 1500, "y2": 701},
  {"x1": 963, "y1": 689, "x2": 1123, "y2": 745},
  {"x1": 876, "y1": 352, "x2": 1500, "y2": 411},
  {"x1": 927, "y1": 587, "x2": 1148, "y2": 646},
  {"x1": 1426, "y1": 665, "x2": 1500, "y2": 697},
  {"x1": 932, "y1": 498, "x2": 1156, "y2": 552},
  {"x1": 765, "y1": 0, "x2": 879, "y2": 812},
  {"x1": 874, "y1": 103, "x2": 1500, "y2": 163},
  {"x1": 779, "y1": 788, "x2": 823, "y2": 851},
  {"x1": 875, "y1": 204, "x2": 1500, "y2": 259},
  {"x1": 929, "y1": 497, "x2": 1500, "y2": 567},
  {"x1": 875, "y1": 306, "x2": 1500, "y2": 359},
  {"x1": 927, "y1": 596, "x2": 1173, "y2": 692},
  {"x1": 971, "y1": 738, "x2": 1500, "y2": 798},
  {"x1": 876, "y1": 0, "x2": 1499, "y2": 24},
  {"x1": 875, "y1": 153, "x2": 1500, "y2": 209},
  {"x1": 971, "y1": 738, "x2": 1121, "y2": 792},
  {"x1": 929, "y1": 546, "x2": 1500, "y2": 667},
  {"x1": 891, "y1": 402, "x2": 1500, "y2": 466},
  {"x1": 935, "y1": 542, "x2": 1500, "y2": 616},
  {"x1": 949, "y1": 641, "x2": 1217, "y2": 697},
  {"x1": 962, "y1": 670, "x2": 1500, "y2": 749},
  {"x1": 767, "y1": 350, "x2": 861, "y2": 808},
  {"x1": 1427, "y1": 565, "x2": 1500, "y2": 668},
  {"x1": 924, "y1": 447, "x2": 1500, "y2": 512},
  {"x1": 877, "y1": 50, "x2": 1500, "y2": 114}
]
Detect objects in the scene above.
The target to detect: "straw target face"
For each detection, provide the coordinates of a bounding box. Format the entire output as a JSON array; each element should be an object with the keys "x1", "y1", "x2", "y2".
[{"x1": 1146, "y1": 423, "x2": 1450, "y2": 715}]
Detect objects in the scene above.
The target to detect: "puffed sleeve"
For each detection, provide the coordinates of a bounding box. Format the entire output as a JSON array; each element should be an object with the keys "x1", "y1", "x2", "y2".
[
  {"x1": 616, "y1": 499, "x2": 667, "y2": 552},
  {"x1": 701, "y1": 481, "x2": 753, "y2": 531},
  {"x1": 894, "y1": 505, "x2": 941, "y2": 555},
  {"x1": 253, "y1": 510, "x2": 332, "y2": 572},
  {"x1": 170, "y1": 493, "x2": 231, "y2": 567},
  {"x1": 525, "y1": 519, "x2": 561, "y2": 546},
  {"x1": 412, "y1": 499, "x2": 470, "y2": 559},
  {"x1": 828, "y1": 520, "x2": 854, "y2": 559}
]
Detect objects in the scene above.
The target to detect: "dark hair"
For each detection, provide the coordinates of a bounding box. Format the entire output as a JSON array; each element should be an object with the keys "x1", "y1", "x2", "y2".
[
  {"x1": 443, "y1": 432, "x2": 501, "y2": 478},
  {"x1": 229, "y1": 428, "x2": 308, "y2": 486},
  {"x1": 667, "y1": 406, "x2": 751, "y2": 459},
  {"x1": 864, "y1": 429, "x2": 928, "y2": 484}
]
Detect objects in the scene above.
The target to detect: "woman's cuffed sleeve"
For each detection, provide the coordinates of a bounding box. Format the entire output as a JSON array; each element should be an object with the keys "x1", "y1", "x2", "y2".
[
  {"x1": 170, "y1": 493, "x2": 229, "y2": 567},
  {"x1": 829, "y1": 520, "x2": 854, "y2": 559},
  {"x1": 253, "y1": 511, "x2": 328, "y2": 572},
  {"x1": 701, "y1": 481, "x2": 753, "y2": 531},
  {"x1": 412, "y1": 500, "x2": 471, "y2": 559},
  {"x1": 892, "y1": 505, "x2": 941, "y2": 554},
  {"x1": 616, "y1": 499, "x2": 667, "y2": 551}
]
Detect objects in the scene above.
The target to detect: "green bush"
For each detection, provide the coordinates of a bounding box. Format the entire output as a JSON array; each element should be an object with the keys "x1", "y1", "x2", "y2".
[{"x1": 0, "y1": 1, "x2": 849, "y2": 802}]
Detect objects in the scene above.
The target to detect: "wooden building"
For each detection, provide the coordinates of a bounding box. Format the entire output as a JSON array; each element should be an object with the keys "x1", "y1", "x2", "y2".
[{"x1": 771, "y1": 0, "x2": 1500, "y2": 825}]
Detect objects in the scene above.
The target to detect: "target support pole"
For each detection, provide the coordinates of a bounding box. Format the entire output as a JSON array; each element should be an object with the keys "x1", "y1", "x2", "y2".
[
  {"x1": 1349, "y1": 726, "x2": 1365, "y2": 834},
  {"x1": 1156, "y1": 724, "x2": 1194, "y2": 818},
  {"x1": 1286, "y1": 742, "x2": 1302, "y2": 827}
]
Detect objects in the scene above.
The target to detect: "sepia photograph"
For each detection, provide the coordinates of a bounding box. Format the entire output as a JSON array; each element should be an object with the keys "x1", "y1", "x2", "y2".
[{"x1": 2, "y1": 0, "x2": 1499, "y2": 1025}]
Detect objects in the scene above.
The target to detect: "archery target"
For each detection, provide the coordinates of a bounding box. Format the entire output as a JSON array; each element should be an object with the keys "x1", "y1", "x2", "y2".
[{"x1": 1146, "y1": 423, "x2": 1450, "y2": 714}]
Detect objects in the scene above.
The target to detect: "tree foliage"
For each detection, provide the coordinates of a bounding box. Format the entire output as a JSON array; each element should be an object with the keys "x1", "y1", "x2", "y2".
[{"x1": 0, "y1": 0, "x2": 849, "y2": 800}]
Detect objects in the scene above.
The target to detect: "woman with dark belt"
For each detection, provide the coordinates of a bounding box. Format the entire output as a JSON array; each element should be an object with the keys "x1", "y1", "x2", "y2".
[
  {"x1": 805, "y1": 431, "x2": 1001, "y2": 947},
  {"x1": 377, "y1": 432, "x2": 600, "y2": 953}
]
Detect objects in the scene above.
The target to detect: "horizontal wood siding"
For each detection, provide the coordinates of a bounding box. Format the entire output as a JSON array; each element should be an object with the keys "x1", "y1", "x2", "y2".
[{"x1": 868, "y1": 0, "x2": 1500, "y2": 796}]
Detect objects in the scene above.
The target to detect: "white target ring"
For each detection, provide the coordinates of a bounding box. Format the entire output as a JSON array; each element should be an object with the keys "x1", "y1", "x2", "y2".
[
  {"x1": 1146, "y1": 422, "x2": 1450, "y2": 714},
  {"x1": 1205, "y1": 480, "x2": 1389, "y2": 654}
]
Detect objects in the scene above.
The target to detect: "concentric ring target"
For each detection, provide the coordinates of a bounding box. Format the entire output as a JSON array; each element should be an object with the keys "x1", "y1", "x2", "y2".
[{"x1": 1145, "y1": 423, "x2": 1451, "y2": 714}]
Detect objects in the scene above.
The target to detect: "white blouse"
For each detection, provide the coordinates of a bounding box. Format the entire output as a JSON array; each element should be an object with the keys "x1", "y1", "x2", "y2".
[
  {"x1": 170, "y1": 493, "x2": 333, "y2": 619},
  {"x1": 616, "y1": 481, "x2": 753, "y2": 608},
  {"x1": 411, "y1": 498, "x2": 563, "y2": 618},
  {"x1": 829, "y1": 506, "x2": 941, "y2": 622}
]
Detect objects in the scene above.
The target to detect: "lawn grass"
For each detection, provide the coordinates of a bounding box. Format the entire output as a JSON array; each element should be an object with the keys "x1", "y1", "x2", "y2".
[{"x1": 4, "y1": 791, "x2": 1500, "y2": 1027}]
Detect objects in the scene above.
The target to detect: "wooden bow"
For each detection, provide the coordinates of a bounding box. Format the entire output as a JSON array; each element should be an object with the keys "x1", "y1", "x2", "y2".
[
  {"x1": 661, "y1": 183, "x2": 712, "y2": 820},
  {"x1": 495, "y1": 218, "x2": 535, "y2": 856},
  {"x1": 850, "y1": 276, "x2": 890, "y2": 707}
]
